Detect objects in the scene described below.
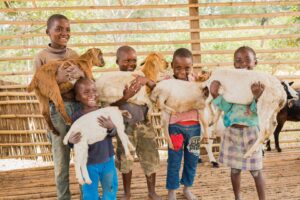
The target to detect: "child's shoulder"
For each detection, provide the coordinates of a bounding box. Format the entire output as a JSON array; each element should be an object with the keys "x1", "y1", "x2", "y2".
[{"x1": 66, "y1": 48, "x2": 79, "y2": 58}]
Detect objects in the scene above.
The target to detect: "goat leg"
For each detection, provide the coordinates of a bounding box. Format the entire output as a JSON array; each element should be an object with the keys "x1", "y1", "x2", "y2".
[
  {"x1": 161, "y1": 110, "x2": 174, "y2": 149},
  {"x1": 36, "y1": 92, "x2": 60, "y2": 135},
  {"x1": 49, "y1": 84, "x2": 72, "y2": 125},
  {"x1": 198, "y1": 109, "x2": 209, "y2": 145},
  {"x1": 211, "y1": 109, "x2": 222, "y2": 139}
]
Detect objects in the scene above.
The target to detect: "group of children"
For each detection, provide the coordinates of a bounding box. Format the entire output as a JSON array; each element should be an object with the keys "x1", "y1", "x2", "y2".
[{"x1": 33, "y1": 14, "x2": 266, "y2": 200}]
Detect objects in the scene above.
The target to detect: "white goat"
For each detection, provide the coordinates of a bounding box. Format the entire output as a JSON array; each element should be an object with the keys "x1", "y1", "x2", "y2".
[
  {"x1": 202, "y1": 69, "x2": 298, "y2": 158},
  {"x1": 63, "y1": 106, "x2": 134, "y2": 185},
  {"x1": 95, "y1": 52, "x2": 168, "y2": 109},
  {"x1": 150, "y1": 79, "x2": 209, "y2": 149},
  {"x1": 200, "y1": 107, "x2": 225, "y2": 167}
]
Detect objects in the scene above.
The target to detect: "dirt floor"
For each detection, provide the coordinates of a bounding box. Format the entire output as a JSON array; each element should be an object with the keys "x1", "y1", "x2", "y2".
[{"x1": 1, "y1": 147, "x2": 300, "y2": 200}]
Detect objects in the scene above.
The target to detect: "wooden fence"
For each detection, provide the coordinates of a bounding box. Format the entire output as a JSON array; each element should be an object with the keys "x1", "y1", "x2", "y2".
[{"x1": 0, "y1": 0, "x2": 300, "y2": 160}]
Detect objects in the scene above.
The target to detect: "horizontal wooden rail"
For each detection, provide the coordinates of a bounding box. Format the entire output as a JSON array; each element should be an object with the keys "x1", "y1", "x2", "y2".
[
  {"x1": 0, "y1": 100, "x2": 39, "y2": 104},
  {"x1": 0, "y1": 142, "x2": 50, "y2": 147},
  {"x1": 1, "y1": 11, "x2": 299, "y2": 25},
  {"x1": 2, "y1": 61, "x2": 300, "y2": 76},
  {"x1": 194, "y1": 60, "x2": 300, "y2": 67},
  {"x1": 0, "y1": 0, "x2": 57, "y2": 2},
  {"x1": 0, "y1": 92, "x2": 35, "y2": 96},
  {"x1": 0, "y1": 130, "x2": 47, "y2": 134},
  {"x1": 0, "y1": 153, "x2": 53, "y2": 159},
  {"x1": 1, "y1": 33, "x2": 299, "y2": 50},
  {"x1": 2, "y1": 48, "x2": 300, "y2": 62},
  {"x1": 0, "y1": 85, "x2": 27, "y2": 89},
  {"x1": 1, "y1": 1, "x2": 300, "y2": 12},
  {"x1": 0, "y1": 114, "x2": 43, "y2": 118},
  {"x1": 281, "y1": 129, "x2": 300, "y2": 132},
  {"x1": 2, "y1": 24, "x2": 299, "y2": 41}
]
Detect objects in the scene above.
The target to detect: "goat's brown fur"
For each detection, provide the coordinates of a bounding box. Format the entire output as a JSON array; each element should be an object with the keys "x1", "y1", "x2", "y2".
[
  {"x1": 28, "y1": 48, "x2": 104, "y2": 135},
  {"x1": 141, "y1": 52, "x2": 168, "y2": 93}
]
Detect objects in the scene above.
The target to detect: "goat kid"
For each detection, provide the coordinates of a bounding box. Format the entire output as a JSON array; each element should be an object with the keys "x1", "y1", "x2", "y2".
[
  {"x1": 95, "y1": 52, "x2": 168, "y2": 117},
  {"x1": 150, "y1": 79, "x2": 209, "y2": 149},
  {"x1": 28, "y1": 48, "x2": 104, "y2": 135},
  {"x1": 199, "y1": 69, "x2": 298, "y2": 158},
  {"x1": 63, "y1": 106, "x2": 134, "y2": 185}
]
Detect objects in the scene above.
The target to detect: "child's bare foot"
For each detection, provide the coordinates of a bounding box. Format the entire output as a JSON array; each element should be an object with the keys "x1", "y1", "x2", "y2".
[
  {"x1": 168, "y1": 189, "x2": 177, "y2": 200},
  {"x1": 148, "y1": 192, "x2": 162, "y2": 200},
  {"x1": 183, "y1": 186, "x2": 198, "y2": 200},
  {"x1": 121, "y1": 193, "x2": 131, "y2": 200}
]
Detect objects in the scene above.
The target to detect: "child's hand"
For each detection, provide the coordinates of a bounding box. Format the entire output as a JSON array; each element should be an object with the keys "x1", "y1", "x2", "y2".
[
  {"x1": 98, "y1": 116, "x2": 115, "y2": 131},
  {"x1": 68, "y1": 65, "x2": 85, "y2": 80},
  {"x1": 210, "y1": 80, "x2": 221, "y2": 98},
  {"x1": 131, "y1": 74, "x2": 149, "y2": 86},
  {"x1": 56, "y1": 66, "x2": 71, "y2": 83},
  {"x1": 251, "y1": 82, "x2": 265, "y2": 100},
  {"x1": 122, "y1": 81, "x2": 141, "y2": 101},
  {"x1": 68, "y1": 132, "x2": 82, "y2": 144}
]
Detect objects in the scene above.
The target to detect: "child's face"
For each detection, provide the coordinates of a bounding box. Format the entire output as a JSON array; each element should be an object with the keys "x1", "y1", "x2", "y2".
[
  {"x1": 234, "y1": 49, "x2": 257, "y2": 70},
  {"x1": 75, "y1": 81, "x2": 99, "y2": 108},
  {"x1": 172, "y1": 56, "x2": 193, "y2": 80},
  {"x1": 117, "y1": 50, "x2": 137, "y2": 72},
  {"x1": 47, "y1": 19, "x2": 71, "y2": 49}
]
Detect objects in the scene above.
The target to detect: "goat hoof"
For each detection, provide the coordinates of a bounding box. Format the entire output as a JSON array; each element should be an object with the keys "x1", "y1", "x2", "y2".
[
  {"x1": 266, "y1": 146, "x2": 271, "y2": 151},
  {"x1": 78, "y1": 179, "x2": 85, "y2": 185},
  {"x1": 277, "y1": 148, "x2": 282, "y2": 152},
  {"x1": 211, "y1": 161, "x2": 219, "y2": 168},
  {"x1": 198, "y1": 158, "x2": 202, "y2": 163}
]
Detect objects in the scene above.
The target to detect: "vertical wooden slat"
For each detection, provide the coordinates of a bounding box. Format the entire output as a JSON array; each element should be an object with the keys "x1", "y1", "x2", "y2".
[{"x1": 188, "y1": 0, "x2": 201, "y2": 67}]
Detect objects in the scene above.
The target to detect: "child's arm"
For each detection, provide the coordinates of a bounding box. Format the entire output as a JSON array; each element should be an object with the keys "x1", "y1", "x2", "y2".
[
  {"x1": 68, "y1": 132, "x2": 82, "y2": 147},
  {"x1": 132, "y1": 74, "x2": 156, "y2": 90},
  {"x1": 110, "y1": 81, "x2": 141, "y2": 106},
  {"x1": 210, "y1": 80, "x2": 233, "y2": 112},
  {"x1": 98, "y1": 116, "x2": 117, "y2": 137},
  {"x1": 250, "y1": 82, "x2": 265, "y2": 113}
]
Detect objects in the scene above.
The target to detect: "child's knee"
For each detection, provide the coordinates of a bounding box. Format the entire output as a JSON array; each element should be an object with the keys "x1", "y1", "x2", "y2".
[
  {"x1": 250, "y1": 170, "x2": 261, "y2": 178},
  {"x1": 231, "y1": 168, "x2": 241, "y2": 175}
]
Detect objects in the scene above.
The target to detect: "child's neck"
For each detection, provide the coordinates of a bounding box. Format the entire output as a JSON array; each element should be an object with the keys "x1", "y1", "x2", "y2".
[
  {"x1": 49, "y1": 43, "x2": 66, "y2": 50},
  {"x1": 82, "y1": 105, "x2": 99, "y2": 114},
  {"x1": 173, "y1": 75, "x2": 188, "y2": 81}
]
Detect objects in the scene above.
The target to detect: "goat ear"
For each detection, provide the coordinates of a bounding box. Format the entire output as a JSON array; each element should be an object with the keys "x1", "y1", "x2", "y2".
[
  {"x1": 202, "y1": 86, "x2": 209, "y2": 98},
  {"x1": 289, "y1": 81, "x2": 294, "y2": 86},
  {"x1": 121, "y1": 110, "x2": 132, "y2": 119}
]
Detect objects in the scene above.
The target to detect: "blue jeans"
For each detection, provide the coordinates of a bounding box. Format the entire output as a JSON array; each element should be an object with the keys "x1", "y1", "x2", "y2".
[
  {"x1": 49, "y1": 101, "x2": 81, "y2": 200},
  {"x1": 166, "y1": 123, "x2": 201, "y2": 190},
  {"x1": 82, "y1": 156, "x2": 118, "y2": 200}
]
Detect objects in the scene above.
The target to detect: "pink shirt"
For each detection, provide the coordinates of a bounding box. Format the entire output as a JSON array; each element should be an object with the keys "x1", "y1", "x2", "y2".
[{"x1": 169, "y1": 110, "x2": 199, "y2": 124}]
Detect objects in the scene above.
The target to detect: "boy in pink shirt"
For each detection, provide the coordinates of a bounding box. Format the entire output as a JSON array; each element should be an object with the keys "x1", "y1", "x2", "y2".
[{"x1": 167, "y1": 48, "x2": 200, "y2": 200}]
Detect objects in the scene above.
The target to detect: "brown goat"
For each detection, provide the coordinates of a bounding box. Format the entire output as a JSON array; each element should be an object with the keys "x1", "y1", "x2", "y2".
[{"x1": 28, "y1": 48, "x2": 105, "y2": 135}]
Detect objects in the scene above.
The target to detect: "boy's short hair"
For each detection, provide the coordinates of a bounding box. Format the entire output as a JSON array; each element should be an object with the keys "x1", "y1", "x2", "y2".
[
  {"x1": 74, "y1": 78, "x2": 94, "y2": 95},
  {"x1": 46, "y1": 14, "x2": 69, "y2": 32},
  {"x1": 116, "y1": 46, "x2": 136, "y2": 61},
  {"x1": 172, "y1": 48, "x2": 193, "y2": 62},
  {"x1": 234, "y1": 46, "x2": 256, "y2": 58}
]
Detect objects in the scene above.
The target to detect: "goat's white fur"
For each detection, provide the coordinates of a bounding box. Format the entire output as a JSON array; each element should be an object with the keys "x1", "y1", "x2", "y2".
[
  {"x1": 204, "y1": 69, "x2": 298, "y2": 158},
  {"x1": 96, "y1": 71, "x2": 151, "y2": 106},
  {"x1": 150, "y1": 79, "x2": 209, "y2": 149},
  {"x1": 63, "y1": 106, "x2": 134, "y2": 185}
]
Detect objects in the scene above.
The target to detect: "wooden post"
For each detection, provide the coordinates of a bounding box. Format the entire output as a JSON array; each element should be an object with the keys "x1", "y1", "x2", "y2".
[{"x1": 188, "y1": 0, "x2": 201, "y2": 69}]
